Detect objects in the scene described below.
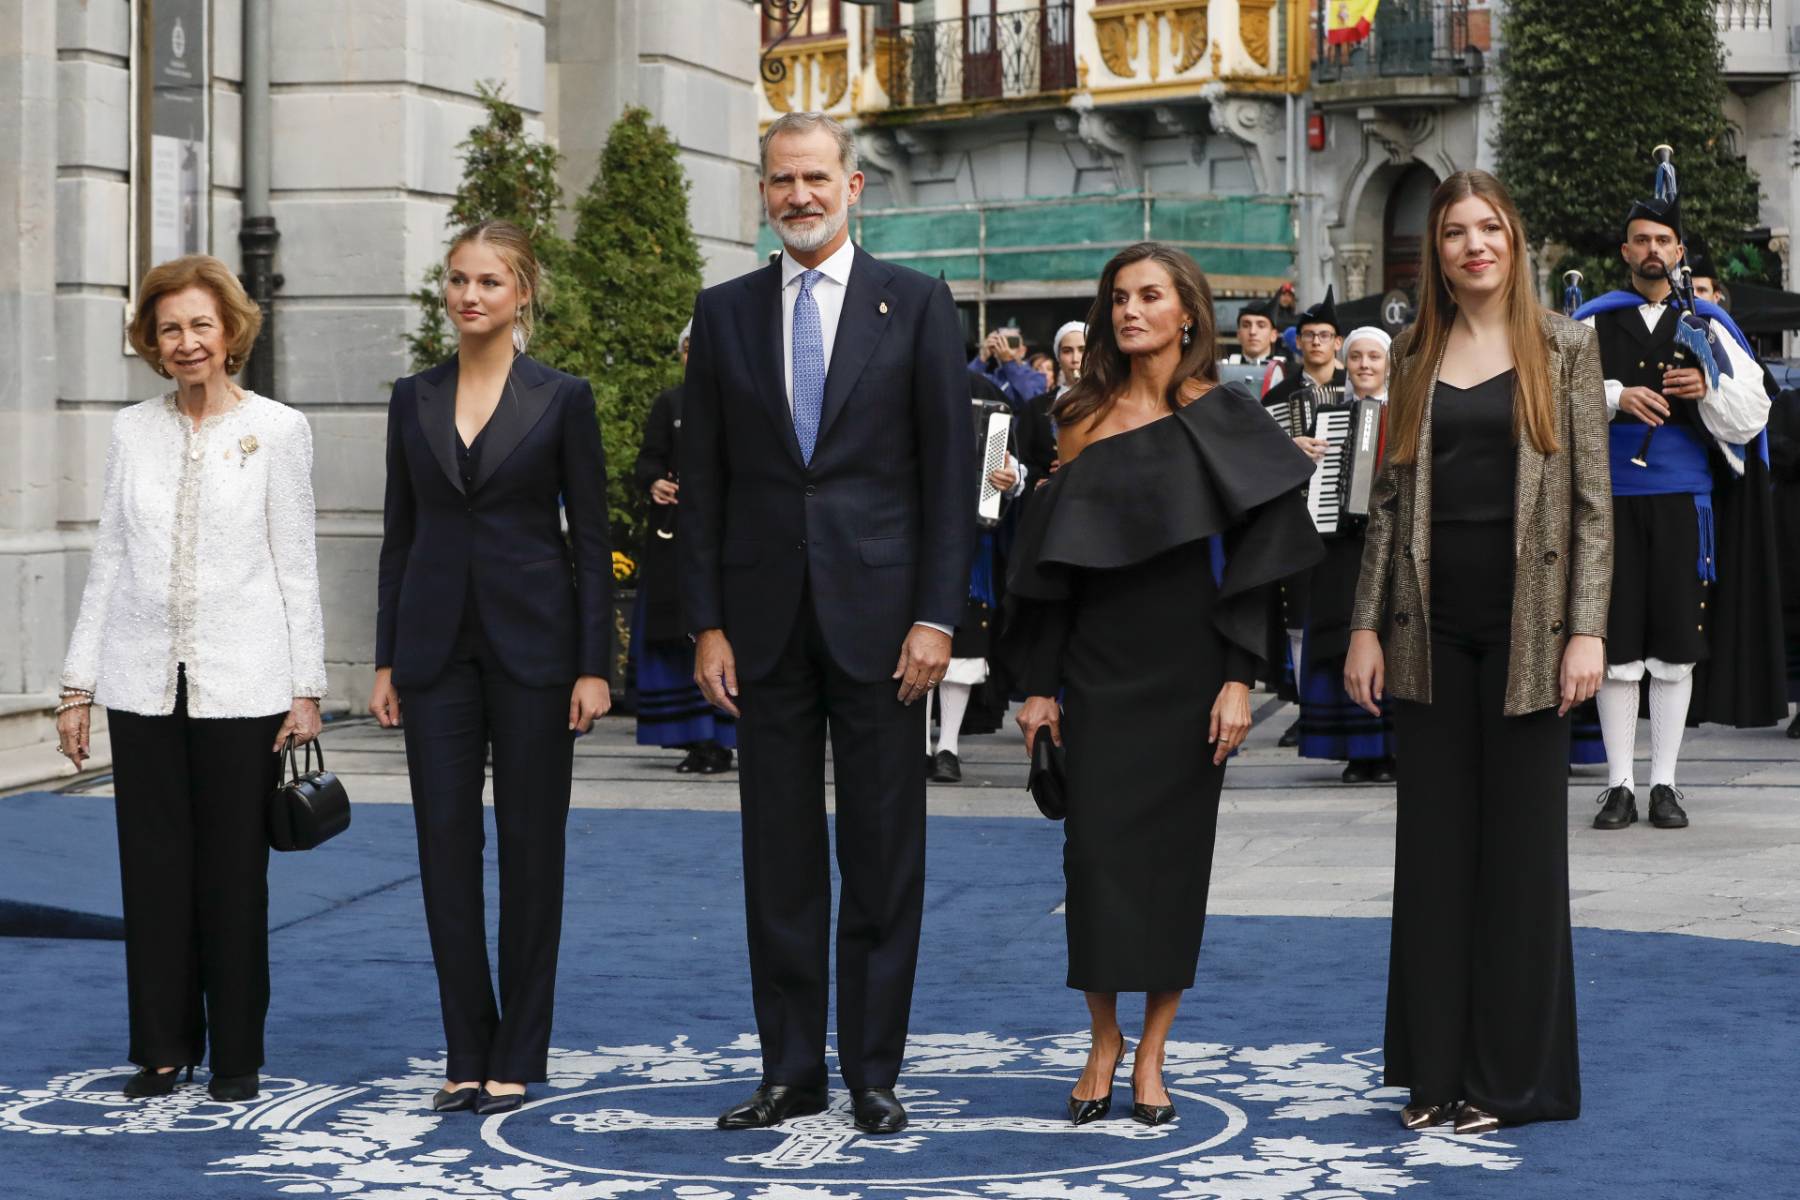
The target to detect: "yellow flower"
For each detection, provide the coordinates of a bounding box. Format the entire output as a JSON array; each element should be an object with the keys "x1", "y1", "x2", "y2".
[{"x1": 612, "y1": 550, "x2": 637, "y2": 583}]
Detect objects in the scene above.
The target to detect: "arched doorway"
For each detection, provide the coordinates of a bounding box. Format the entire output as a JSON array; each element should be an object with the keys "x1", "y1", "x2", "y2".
[{"x1": 1383, "y1": 164, "x2": 1437, "y2": 294}]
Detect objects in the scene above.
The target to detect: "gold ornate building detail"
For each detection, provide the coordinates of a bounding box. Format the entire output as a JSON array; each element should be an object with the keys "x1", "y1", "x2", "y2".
[
  {"x1": 1239, "y1": 0, "x2": 1276, "y2": 67},
  {"x1": 761, "y1": 36, "x2": 850, "y2": 114},
  {"x1": 1091, "y1": 1, "x2": 1211, "y2": 82}
]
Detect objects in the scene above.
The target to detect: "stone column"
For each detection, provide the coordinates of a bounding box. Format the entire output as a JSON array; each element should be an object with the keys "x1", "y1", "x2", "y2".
[
  {"x1": 1337, "y1": 242, "x2": 1374, "y2": 299},
  {"x1": 0, "y1": 0, "x2": 61, "y2": 699}
]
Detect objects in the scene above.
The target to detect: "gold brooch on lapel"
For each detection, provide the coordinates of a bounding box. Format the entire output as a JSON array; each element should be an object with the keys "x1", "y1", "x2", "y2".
[
  {"x1": 879, "y1": 301, "x2": 889, "y2": 315},
  {"x1": 236, "y1": 434, "x2": 260, "y2": 469}
]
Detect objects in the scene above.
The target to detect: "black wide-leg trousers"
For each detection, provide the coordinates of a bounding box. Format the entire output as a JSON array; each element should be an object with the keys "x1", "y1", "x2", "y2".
[
  {"x1": 106, "y1": 669, "x2": 285, "y2": 1076},
  {"x1": 399, "y1": 622, "x2": 575, "y2": 1084},
  {"x1": 1386, "y1": 522, "x2": 1581, "y2": 1123},
  {"x1": 734, "y1": 586, "x2": 927, "y2": 1091}
]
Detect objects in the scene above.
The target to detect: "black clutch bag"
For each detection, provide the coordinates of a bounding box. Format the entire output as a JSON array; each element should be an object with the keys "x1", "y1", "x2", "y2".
[
  {"x1": 268, "y1": 738, "x2": 351, "y2": 852},
  {"x1": 1027, "y1": 725, "x2": 1066, "y2": 821}
]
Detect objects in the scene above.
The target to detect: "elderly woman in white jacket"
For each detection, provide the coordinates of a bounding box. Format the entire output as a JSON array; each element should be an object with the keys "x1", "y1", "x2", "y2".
[{"x1": 54, "y1": 255, "x2": 326, "y2": 1105}]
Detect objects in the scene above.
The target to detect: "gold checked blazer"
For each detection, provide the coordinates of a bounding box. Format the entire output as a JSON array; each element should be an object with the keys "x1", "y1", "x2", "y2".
[{"x1": 1351, "y1": 311, "x2": 1613, "y2": 716}]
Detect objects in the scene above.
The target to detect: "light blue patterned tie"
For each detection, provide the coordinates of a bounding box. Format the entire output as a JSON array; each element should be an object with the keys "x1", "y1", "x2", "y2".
[{"x1": 792, "y1": 269, "x2": 825, "y2": 465}]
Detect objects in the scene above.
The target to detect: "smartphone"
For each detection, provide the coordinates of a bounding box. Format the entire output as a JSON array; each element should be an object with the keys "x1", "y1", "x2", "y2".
[{"x1": 1006, "y1": 334, "x2": 1022, "y2": 350}]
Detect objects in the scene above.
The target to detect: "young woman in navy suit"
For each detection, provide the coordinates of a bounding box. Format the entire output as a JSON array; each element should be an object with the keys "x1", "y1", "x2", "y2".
[{"x1": 369, "y1": 220, "x2": 613, "y2": 1115}]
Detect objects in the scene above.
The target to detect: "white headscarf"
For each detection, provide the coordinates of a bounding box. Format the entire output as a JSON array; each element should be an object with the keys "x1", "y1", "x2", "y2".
[
  {"x1": 1341, "y1": 325, "x2": 1391, "y2": 357},
  {"x1": 1053, "y1": 321, "x2": 1086, "y2": 355}
]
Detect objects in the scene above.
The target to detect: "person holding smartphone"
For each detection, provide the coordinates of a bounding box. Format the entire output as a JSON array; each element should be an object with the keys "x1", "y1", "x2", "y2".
[{"x1": 969, "y1": 324, "x2": 1047, "y2": 406}]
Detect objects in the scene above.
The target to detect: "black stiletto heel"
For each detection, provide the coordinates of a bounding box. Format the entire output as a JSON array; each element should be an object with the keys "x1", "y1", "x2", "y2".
[
  {"x1": 1130, "y1": 1055, "x2": 1177, "y2": 1126},
  {"x1": 1067, "y1": 1039, "x2": 1127, "y2": 1125},
  {"x1": 208, "y1": 1072, "x2": 260, "y2": 1102}
]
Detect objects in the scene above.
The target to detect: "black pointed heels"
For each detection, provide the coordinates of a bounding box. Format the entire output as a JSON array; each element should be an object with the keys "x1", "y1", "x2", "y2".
[
  {"x1": 123, "y1": 1065, "x2": 192, "y2": 1099},
  {"x1": 1068, "y1": 1038, "x2": 1127, "y2": 1125}
]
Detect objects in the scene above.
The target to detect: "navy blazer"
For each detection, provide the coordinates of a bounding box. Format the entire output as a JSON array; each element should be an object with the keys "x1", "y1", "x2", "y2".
[
  {"x1": 679, "y1": 244, "x2": 976, "y2": 683},
  {"x1": 376, "y1": 353, "x2": 613, "y2": 689}
]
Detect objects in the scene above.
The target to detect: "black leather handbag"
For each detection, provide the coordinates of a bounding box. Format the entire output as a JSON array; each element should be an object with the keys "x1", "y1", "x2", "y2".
[
  {"x1": 1027, "y1": 725, "x2": 1066, "y2": 821},
  {"x1": 268, "y1": 738, "x2": 351, "y2": 852}
]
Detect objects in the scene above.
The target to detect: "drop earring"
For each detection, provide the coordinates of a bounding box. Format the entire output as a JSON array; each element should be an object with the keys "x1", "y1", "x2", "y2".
[{"x1": 1181, "y1": 323, "x2": 1193, "y2": 348}]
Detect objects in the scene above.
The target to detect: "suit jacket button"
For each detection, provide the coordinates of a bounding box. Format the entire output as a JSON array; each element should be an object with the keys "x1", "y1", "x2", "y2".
[
  {"x1": 1551, "y1": 619, "x2": 1564, "y2": 633},
  {"x1": 1544, "y1": 550, "x2": 1558, "y2": 564},
  {"x1": 804, "y1": 485, "x2": 816, "y2": 497}
]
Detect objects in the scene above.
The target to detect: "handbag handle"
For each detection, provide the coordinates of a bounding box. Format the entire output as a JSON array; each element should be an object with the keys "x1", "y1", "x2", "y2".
[{"x1": 282, "y1": 735, "x2": 326, "y2": 783}]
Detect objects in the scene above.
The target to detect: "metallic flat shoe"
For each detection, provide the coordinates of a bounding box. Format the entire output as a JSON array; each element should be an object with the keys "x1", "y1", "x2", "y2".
[
  {"x1": 1400, "y1": 1101, "x2": 1458, "y2": 1130},
  {"x1": 1454, "y1": 1105, "x2": 1502, "y2": 1135}
]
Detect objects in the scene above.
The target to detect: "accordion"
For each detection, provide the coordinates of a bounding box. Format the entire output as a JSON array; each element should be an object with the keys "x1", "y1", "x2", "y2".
[
  {"x1": 1307, "y1": 398, "x2": 1384, "y2": 535},
  {"x1": 973, "y1": 398, "x2": 1013, "y2": 527}
]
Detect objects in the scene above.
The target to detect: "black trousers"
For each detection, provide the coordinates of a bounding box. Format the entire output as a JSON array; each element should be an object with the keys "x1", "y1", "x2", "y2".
[
  {"x1": 735, "y1": 584, "x2": 927, "y2": 1090},
  {"x1": 398, "y1": 617, "x2": 575, "y2": 1083},
  {"x1": 1386, "y1": 520, "x2": 1580, "y2": 1123},
  {"x1": 106, "y1": 668, "x2": 285, "y2": 1075}
]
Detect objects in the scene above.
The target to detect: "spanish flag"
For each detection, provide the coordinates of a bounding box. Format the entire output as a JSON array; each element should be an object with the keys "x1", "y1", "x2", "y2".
[{"x1": 1326, "y1": 0, "x2": 1380, "y2": 45}]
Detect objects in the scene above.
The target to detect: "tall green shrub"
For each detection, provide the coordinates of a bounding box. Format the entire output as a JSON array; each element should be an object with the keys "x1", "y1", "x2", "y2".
[
  {"x1": 1495, "y1": 0, "x2": 1760, "y2": 297},
  {"x1": 569, "y1": 107, "x2": 706, "y2": 560}
]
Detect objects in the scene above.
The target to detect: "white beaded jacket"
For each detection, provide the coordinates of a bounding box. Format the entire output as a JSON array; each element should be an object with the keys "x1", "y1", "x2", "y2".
[{"x1": 60, "y1": 392, "x2": 328, "y2": 718}]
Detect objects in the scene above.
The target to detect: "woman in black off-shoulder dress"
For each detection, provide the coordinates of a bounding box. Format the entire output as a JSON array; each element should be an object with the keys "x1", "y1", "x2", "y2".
[{"x1": 1007, "y1": 243, "x2": 1321, "y2": 1128}]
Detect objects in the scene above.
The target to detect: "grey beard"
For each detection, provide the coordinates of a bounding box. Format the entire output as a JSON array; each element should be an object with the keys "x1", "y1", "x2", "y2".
[{"x1": 774, "y1": 205, "x2": 847, "y2": 254}]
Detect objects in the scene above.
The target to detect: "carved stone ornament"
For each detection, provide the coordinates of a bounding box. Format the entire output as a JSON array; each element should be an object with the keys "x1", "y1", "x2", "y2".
[
  {"x1": 1056, "y1": 107, "x2": 1144, "y2": 190},
  {"x1": 1336, "y1": 242, "x2": 1374, "y2": 298},
  {"x1": 1094, "y1": 12, "x2": 1138, "y2": 79},
  {"x1": 1206, "y1": 89, "x2": 1285, "y2": 194},
  {"x1": 821, "y1": 45, "x2": 850, "y2": 109},
  {"x1": 1174, "y1": 7, "x2": 1210, "y2": 74},
  {"x1": 1360, "y1": 108, "x2": 1437, "y2": 166},
  {"x1": 1239, "y1": 0, "x2": 1275, "y2": 67}
]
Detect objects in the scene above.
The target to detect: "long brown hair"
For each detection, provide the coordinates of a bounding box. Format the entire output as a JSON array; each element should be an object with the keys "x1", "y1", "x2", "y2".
[
  {"x1": 1385, "y1": 170, "x2": 1557, "y2": 465},
  {"x1": 1054, "y1": 242, "x2": 1218, "y2": 428}
]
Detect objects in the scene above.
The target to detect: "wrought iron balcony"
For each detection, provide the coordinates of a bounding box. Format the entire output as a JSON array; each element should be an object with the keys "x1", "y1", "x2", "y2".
[
  {"x1": 1313, "y1": 0, "x2": 1476, "y2": 83},
  {"x1": 875, "y1": 1, "x2": 1076, "y2": 110}
]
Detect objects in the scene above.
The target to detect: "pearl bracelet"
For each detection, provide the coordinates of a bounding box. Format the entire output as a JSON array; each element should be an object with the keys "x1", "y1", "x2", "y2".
[{"x1": 53, "y1": 698, "x2": 92, "y2": 716}]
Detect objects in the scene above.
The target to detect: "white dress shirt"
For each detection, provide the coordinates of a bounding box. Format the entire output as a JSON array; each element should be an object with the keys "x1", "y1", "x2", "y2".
[
  {"x1": 60, "y1": 392, "x2": 327, "y2": 717},
  {"x1": 1583, "y1": 302, "x2": 1768, "y2": 475},
  {"x1": 777, "y1": 238, "x2": 951, "y2": 638},
  {"x1": 780, "y1": 239, "x2": 856, "y2": 411}
]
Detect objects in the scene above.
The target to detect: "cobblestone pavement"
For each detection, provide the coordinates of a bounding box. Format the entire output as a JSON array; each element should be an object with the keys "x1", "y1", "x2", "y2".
[{"x1": 194, "y1": 697, "x2": 1800, "y2": 946}]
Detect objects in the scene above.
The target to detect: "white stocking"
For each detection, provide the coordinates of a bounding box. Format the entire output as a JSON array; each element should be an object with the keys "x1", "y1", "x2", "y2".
[
  {"x1": 935, "y1": 682, "x2": 972, "y2": 757},
  {"x1": 1288, "y1": 630, "x2": 1305, "y2": 677},
  {"x1": 1647, "y1": 673, "x2": 1693, "y2": 788},
  {"x1": 1596, "y1": 676, "x2": 1640, "y2": 792}
]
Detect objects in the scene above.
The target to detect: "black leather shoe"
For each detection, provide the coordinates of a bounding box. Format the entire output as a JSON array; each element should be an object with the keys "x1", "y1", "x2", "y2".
[
  {"x1": 1788, "y1": 713, "x2": 1800, "y2": 739},
  {"x1": 676, "y1": 747, "x2": 705, "y2": 773},
  {"x1": 208, "y1": 1072, "x2": 259, "y2": 1102},
  {"x1": 1068, "y1": 1038, "x2": 1126, "y2": 1125},
  {"x1": 432, "y1": 1085, "x2": 480, "y2": 1112},
  {"x1": 851, "y1": 1087, "x2": 908, "y2": 1134},
  {"x1": 930, "y1": 750, "x2": 962, "y2": 784},
  {"x1": 717, "y1": 1083, "x2": 828, "y2": 1130},
  {"x1": 1340, "y1": 759, "x2": 1374, "y2": 784},
  {"x1": 1648, "y1": 784, "x2": 1690, "y2": 829},
  {"x1": 1373, "y1": 757, "x2": 1398, "y2": 784},
  {"x1": 1277, "y1": 720, "x2": 1300, "y2": 748},
  {"x1": 475, "y1": 1087, "x2": 526, "y2": 1115},
  {"x1": 1131, "y1": 1100, "x2": 1177, "y2": 1126},
  {"x1": 123, "y1": 1065, "x2": 191, "y2": 1099},
  {"x1": 700, "y1": 744, "x2": 734, "y2": 774},
  {"x1": 1593, "y1": 785, "x2": 1637, "y2": 830}
]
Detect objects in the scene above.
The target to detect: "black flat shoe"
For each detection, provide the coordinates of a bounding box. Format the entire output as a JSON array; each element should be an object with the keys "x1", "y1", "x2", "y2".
[
  {"x1": 1788, "y1": 713, "x2": 1800, "y2": 739},
  {"x1": 208, "y1": 1072, "x2": 259, "y2": 1102},
  {"x1": 717, "y1": 1083, "x2": 828, "y2": 1130},
  {"x1": 432, "y1": 1085, "x2": 480, "y2": 1112},
  {"x1": 122, "y1": 1065, "x2": 191, "y2": 1099},
  {"x1": 700, "y1": 745, "x2": 734, "y2": 775},
  {"x1": 1593, "y1": 785, "x2": 1637, "y2": 830},
  {"x1": 1648, "y1": 784, "x2": 1690, "y2": 829},
  {"x1": 851, "y1": 1087, "x2": 908, "y2": 1134},
  {"x1": 475, "y1": 1087, "x2": 525, "y2": 1115},
  {"x1": 930, "y1": 750, "x2": 962, "y2": 784},
  {"x1": 1340, "y1": 760, "x2": 1374, "y2": 784},
  {"x1": 1277, "y1": 720, "x2": 1300, "y2": 748},
  {"x1": 1067, "y1": 1038, "x2": 1126, "y2": 1125},
  {"x1": 1373, "y1": 757, "x2": 1397, "y2": 784},
  {"x1": 675, "y1": 747, "x2": 706, "y2": 773}
]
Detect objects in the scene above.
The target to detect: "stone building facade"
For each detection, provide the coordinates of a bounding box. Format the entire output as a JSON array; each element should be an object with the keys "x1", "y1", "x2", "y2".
[{"x1": 0, "y1": 0, "x2": 760, "y2": 781}]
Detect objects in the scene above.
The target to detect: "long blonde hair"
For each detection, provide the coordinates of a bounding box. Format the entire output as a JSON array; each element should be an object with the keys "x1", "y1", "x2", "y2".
[
  {"x1": 1385, "y1": 170, "x2": 1557, "y2": 465},
  {"x1": 444, "y1": 219, "x2": 542, "y2": 354}
]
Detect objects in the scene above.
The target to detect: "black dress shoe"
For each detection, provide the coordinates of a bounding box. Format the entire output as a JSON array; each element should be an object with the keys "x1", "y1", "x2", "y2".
[
  {"x1": 1340, "y1": 759, "x2": 1374, "y2": 784},
  {"x1": 1068, "y1": 1039, "x2": 1126, "y2": 1125},
  {"x1": 1131, "y1": 1100, "x2": 1177, "y2": 1126},
  {"x1": 208, "y1": 1072, "x2": 259, "y2": 1102},
  {"x1": 475, "y1": 1087, "x2": 526, "y2": 1115},
  {"x1": 930, "y1": 750, "x2": 962, "y2": 784},
  {"x1": 700, "y1": 744, "x2": 734, "y2": 774},
  {"x1": 717, "y1": 1083, "x2": 828, "y2": 1130},
  {"x1": 1648, "y1": 784, "x2": 1690, "y2": 829},
  {"x1": 123, "y1": 1065, "x2": 191, "y2": 1099},
  {"x1": 1373, "y1": 757, "x2": 1397, "y2": 784},
  {"x1": 1788, "y1": 713, "x2": 1800, "y2": 739},
  {"x1": 1593, "y1": 785, "x2": 1637, "y2": 830},
  {"x1": 432, "y1": 1085, "x2": 480, "y2": 1112},
  {"x1": 851, "y1": 1087, "x2": 908, "y2": 1134},
  {"x1": 1277, "y1": 720, "x2": 1300, "y2": 748},
  {"x1": 675, "y1": 747, "x2": 706, "y2": 773}
]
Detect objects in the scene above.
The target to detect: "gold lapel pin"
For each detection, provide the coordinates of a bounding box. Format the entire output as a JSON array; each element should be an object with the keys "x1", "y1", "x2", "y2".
[{"x1": 879, "y1": 301, "x2": 889, "y2": 315}]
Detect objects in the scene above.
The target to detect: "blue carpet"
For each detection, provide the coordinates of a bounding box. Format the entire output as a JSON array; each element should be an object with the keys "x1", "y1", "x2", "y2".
[{"x1": 0, "y1": 795, "x2": 1795, "y2": 1198}]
